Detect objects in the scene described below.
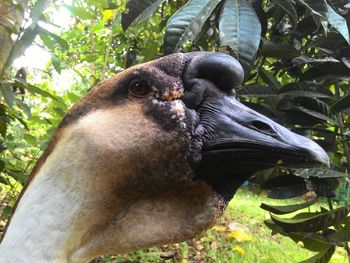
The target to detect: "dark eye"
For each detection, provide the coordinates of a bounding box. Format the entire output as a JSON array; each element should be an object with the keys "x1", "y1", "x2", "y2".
[{"x1": 129, "y1": 80, "x2": 153, "y2": 98}]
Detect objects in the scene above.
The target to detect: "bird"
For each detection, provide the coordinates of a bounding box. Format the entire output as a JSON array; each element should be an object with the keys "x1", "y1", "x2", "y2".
[{"x1": 0, "y1": 52, "x2": 329, "y2": 263}]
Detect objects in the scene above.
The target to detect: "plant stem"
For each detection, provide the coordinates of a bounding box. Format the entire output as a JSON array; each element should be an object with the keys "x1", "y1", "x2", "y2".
[{"x1": 327, "y1": 198, "x2": 334, "y2": 210}]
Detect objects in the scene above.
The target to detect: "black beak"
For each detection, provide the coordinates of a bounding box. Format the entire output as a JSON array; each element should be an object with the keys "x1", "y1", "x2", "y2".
[
  {"x1": 183, "y1": 52, "x2": 329, "y2": 191},
  {"x1": 199, "y1": 95, "x2": 330, "y2": 170}
]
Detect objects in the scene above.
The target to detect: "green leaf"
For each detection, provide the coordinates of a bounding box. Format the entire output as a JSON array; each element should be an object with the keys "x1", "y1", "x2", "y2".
[
  {"x1": 260, "y1": 174, "x2": 308, "y2": 199},
  {"x1": 290, "y1": 234, "x2": 334, "y2": 252},
  {"x1": 328, "y1": 222, "x2": 350, "y2": 243},
  {"x1": 297, "y1": 0, "x2": 328, "y2": 33},
  {"x1": 38, "y1": 27, "x2": 69, "y2": 51},
  {"x1": 270, "y1": 205, "x2": 350, "y2": 232},
  {"x1": 271, "y1": 0, "x2": 298, "y2": 30},
  {"x1": 327, "y1": 4, "x2": 350, "y2": 44},
  {"x1": 292, "y1": 56, "x2": 339, "y2": 66},
  {"x1": 1, "y1": 84, "x2": 14, "y2": 107},
  {"x1": 164, "y1": 0, "x2": 221, "y2": 54},
  {"x1": 292, "y1": 106, "x2": 334, "y2": 123},
  {"x1": 85, "y1": 0, "x2": 109, "y2": 9},
  {"x1": 330, "y1": 94, "x2": 350, "y2": 114},
  {"x1": 297, "y1": 0, "x2": 328, "y2": 19},
  {"x1": 12, "y1": 80, "x2": 56, "y2": 100},
  {"x1": 308, "y1": 177, "x2": 339, "y2": 198},
  {"x1": 279, "y1": 83, "x2": 333, "y2": 98},
  {"x1": 121, "y1": 0, "x2": 167, "y2": 30},
  {"x1": 259, "y1": 68, "x2": 281, "y2": 90},
  {"x1": 237, "y1": 85, "x2": 278, "y2": 97},
  {"x1": 66, "y1": 92, "x2": 81, "y2": 103},
  {"x1": 64, "y1": 5, "x2": 96, "y2": 20},
  {"x1": 265, "y1": 221, "x2": 334, "y2": 252},
  {"x1": 0, "y1": 118, "x2": 7, "y2": 138},
  {"x1": 39, "y1": 32, "x2": 55, "y2": 51},
  {"x1": 50, "y1": 33, "x2": 69, "y2": 50},
  {"x1": 294, "y1": 168, "x2": 345, "y2": 178},
  {"x1": 218, "y1": 0, "x2": 261, "y2": 73},
  {"x1": 23, "y1": 133, "x2": 37, "y2": 146},
  {"x1": 52, "y1": 55, "x2": 62, "y2": 74},
  {"x1": 261, "y1": 199, "x2": 317, "y2": 215},
  {"x1": 2, "y1": 206, "x2": 13, "y2": 219},
  {"x1": 0, "y1": 161, "x2": 5, "y2": 173},
  {"x1": 15, "y1": 99, "x2": 32, "y2": 119},
  {"x1": 261, "y1": 41, "x2": 299, "y2": 59},
  {"x1": 299, "y1": 246, "x2": 335, "y2": 263},
  {"x1": 301, "y1": 62, "x2": 350, "y2": 82},
  {"x1": 47, "y1": 32, "x2": 69, "y2": 51}
]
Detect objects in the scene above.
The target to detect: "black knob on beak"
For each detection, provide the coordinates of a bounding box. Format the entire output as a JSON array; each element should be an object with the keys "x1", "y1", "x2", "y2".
[{"x1": 184, "y1": 52, "x2": 244, "y2": 92}]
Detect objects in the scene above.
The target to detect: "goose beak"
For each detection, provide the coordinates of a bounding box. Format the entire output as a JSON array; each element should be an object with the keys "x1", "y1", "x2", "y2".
[
  {"x1": 198, "y1": 96, "x2": 330, "y2": 171},
  {"x1": 183, "y1": 52, "x2": 329, "y2": 175}
]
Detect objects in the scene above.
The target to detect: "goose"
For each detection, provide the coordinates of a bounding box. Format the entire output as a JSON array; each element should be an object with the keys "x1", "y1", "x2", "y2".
[{"x1": 0, "y1": 52, "x2": 329, "y2": 263}]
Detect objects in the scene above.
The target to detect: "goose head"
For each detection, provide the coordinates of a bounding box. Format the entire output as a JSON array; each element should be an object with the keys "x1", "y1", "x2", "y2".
[{"x1": 0, "y1": 52, "x2": 329, "y2": 262}]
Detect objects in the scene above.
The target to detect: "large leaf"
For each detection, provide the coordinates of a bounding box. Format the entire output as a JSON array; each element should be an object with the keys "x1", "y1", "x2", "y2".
[
  {"x1": 300, "y1": 62, "x2": 350, "y2": 82},
  {"x1": 218, "y1": 0, "x2": 261, "y2": 73},
  {"x1": 237, "y1": 85, "x2": 277, "y2": 97},
  {"x1": 307, "y1": 177, "x2": 339, "y2": 198},
  {"x1": 294, "y1": 168, "x2": 345, "y2": 178},
  {"x1": 259, "y1": 68, "x2": 281, "y2": 90},
  {"x1": 260, "y1": 174, "x2": 308, "y2": 199},
  {"x1": 299, "y1": 246, "x2": 335, "y2": 263},
  {"x1": 310, "y1": 32, "x2": 347, "y2": 51},
  {"x1": 39, "y1": 31, "x2": 55, "y2": 52},
  {"x1": 297, "y1": 0, "x2": 328, "y2": 32},
  {"x1": 164, "y1": 0, "x2": 221, "y2": 54},
  {"x1": 85, "y1": 0, "x2": 109, "y2": 10},
  {"x1": 271, "y1": 0, "x2": 298, "y2": 30},
  {"x1": 297, "y1": 0, "x2": 328, "y2": 18},
  {"x1": 330, "y1": 94, "x2": 350, "y2": 114},
  {"x1": 292, "y1": 56, "x2": 339, "y2": 66},
  {"x1": 13, "y1": 80, "x2": 57, "y2": 100},
  {"x1": 251, "y1": 0, "x2": 267, "y2": 35},
  {"x1": 279, "y1": 83, "x2": 333, "y2": 98},
  {"x1": 260, "y1": 41, "x2": 298, "y2": 59},
  {"x1": 64, "y1": 5, "x2": 95, "y2": 20},
  {"x1": 261, "y1": 199, "x2": 317, "y2": 215},
  {"x1": 264, "y1": 220, "x2": 334, "y2": 252},
  {"x1": 270, "y1": 205, "x2": 350, "y2": 232},
  {"x1": 290, "y1": 106, "x2": 334, "y2": 123},
  {"x1": 327, "y1": 4, "x2": 349, "y2": 44},
  {"x1": 15, "y1": 99, "x2": 31, "y2": 119},
  {"x1": 121, "y1": 0, "x2": 166, "y2": 30},
  {"x1": 0, "y1": 84, "x2": 14, "y2": 107},
  {"x1": 39, "y1": 27, "x2": 69, "y2": 51}
]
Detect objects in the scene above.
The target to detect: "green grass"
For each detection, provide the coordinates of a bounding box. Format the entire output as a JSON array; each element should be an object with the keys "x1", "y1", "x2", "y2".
[{"x1": 100, "y1": 188, "x2": 348, "y2": 263}]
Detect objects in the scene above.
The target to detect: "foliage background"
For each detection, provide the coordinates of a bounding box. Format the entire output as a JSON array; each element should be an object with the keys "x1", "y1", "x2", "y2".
[{"x1": 1, "y1": 0, "x2": 350, "y2": 262}]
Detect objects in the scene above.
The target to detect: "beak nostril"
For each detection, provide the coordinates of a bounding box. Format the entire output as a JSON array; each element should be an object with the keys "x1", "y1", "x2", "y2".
[{"x1": 251, "y1": 120, "x2": 276, "y2": 135}]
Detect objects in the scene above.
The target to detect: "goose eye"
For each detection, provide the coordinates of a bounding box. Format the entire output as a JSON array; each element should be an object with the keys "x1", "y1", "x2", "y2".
[{"x1": 129, "y1": 80, "x2": 153, "y2": 98}]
